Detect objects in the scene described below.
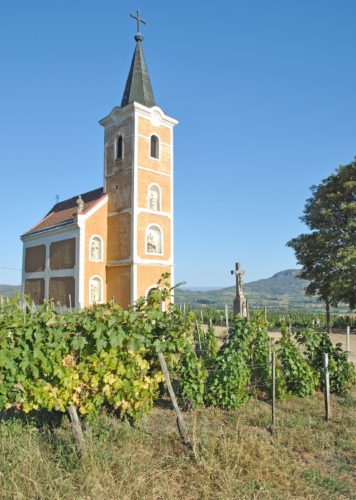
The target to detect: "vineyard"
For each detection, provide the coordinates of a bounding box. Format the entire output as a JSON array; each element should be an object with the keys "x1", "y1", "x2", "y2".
[{"x1": 0, "y1": 279, "x2": 355, "y2": 497}]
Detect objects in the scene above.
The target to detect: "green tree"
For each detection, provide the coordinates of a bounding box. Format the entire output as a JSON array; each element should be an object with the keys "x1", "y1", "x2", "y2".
[{"x1": 287, "y1": 160, "x2": 356, "y2": 332}]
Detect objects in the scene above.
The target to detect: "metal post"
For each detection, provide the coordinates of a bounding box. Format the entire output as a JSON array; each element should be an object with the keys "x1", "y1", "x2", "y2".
[{"x1": 323, "y1": 353, "x2": 331, "y2": 421}]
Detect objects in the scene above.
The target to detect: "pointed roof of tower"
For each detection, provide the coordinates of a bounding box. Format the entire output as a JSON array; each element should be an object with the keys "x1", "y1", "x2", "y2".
[{"x1": 121, "y1": 11, "x2": 155, "y2": 108}]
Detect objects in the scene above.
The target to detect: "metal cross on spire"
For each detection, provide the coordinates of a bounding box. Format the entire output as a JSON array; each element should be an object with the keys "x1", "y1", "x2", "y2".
[{"x1": 130, "y1": 9, "x2": 146, "y2": 35}]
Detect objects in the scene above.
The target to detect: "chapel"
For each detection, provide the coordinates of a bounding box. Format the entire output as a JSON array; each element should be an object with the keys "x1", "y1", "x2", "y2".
[{"x1": 21, "y1": 12, "x2": 177, "y2": 309}]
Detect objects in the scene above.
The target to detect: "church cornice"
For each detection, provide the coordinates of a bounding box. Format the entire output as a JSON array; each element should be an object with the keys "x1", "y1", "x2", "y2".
[{"x1": 99, "y1": 103, "x2": 178, "y2": 129}]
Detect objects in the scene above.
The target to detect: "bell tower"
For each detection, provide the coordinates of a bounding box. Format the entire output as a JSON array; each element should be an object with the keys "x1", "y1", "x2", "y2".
[{"x1": 100, "y1": 11, "x2": 178, "y2": 306}]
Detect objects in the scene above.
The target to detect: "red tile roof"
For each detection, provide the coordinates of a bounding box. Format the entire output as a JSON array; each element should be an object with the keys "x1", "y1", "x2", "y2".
[{"x1": 23, "y1": 187, "x2": 106, "y2": 236}]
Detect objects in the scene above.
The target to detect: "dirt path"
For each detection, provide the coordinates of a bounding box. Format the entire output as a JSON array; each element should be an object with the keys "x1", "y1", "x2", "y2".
[{"x1": 209, "y1": 325, "x2": 356, "y2": 364}]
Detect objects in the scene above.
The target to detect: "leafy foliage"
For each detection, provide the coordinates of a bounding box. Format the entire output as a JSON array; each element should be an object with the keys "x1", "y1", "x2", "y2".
[
  {"x1": 277, "y1": 326, "x2": 319, "y2": 396},
  {"x1": 287, "y1": 160, "x2": 356, "y2": 327},
  {"x1": 0, "y1": 275, "x2": 194, "y2": 421},
  {"x1": 295, "y1": 328, "x2": 355, "y2": 396}
]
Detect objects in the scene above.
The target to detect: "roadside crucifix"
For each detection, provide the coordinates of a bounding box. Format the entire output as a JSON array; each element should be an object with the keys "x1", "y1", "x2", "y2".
[{"x1": 231, "y1": 262, "x2": 248, "y2": 317}]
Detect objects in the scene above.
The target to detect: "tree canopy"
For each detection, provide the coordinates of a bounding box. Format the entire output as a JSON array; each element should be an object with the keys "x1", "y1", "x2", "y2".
[{"x1": 287, "y1": 159, "x2": 356, "y2": 322}]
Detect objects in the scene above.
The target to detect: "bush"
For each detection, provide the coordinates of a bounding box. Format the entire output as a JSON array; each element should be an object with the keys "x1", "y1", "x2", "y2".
[
  {"x1": 295, "y1": 328, "x2": 355, "y2": 396},
  {"x1": 277, "y1": 328, "x2": 319, "y2": 396}
]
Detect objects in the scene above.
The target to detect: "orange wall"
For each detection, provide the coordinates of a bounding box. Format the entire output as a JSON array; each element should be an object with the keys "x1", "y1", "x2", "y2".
[
  {"x1": 137, "y1": 212, "x2": 171, "y2": 260},
  {"x1": 84, "y1": 201, "x2": 108, "y2": 306},
  {"x1": 137, "y1": 169, "x2": 171, "y2": 212},
  {"x1": 107, "y1": 265, "x2": 131, "y2": 308},
  {"x1": 107, "y1": 212, "x2": 131, "y2": 261},
  {"x1": 138, "y1": 116, "x2": 171, "y2": 144},
  {"x1": 137, "y1": 116, "x2": 171, "y2": 173},
  {"x1": 136, "y1": 264, "x2": 172, "y2": 299}
]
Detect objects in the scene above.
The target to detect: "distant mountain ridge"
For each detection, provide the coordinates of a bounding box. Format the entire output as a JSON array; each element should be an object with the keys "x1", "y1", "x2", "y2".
[
  {"x1": 0, "y1": 270, "x2": 346, "y2": 311},
  {"x1": 175, "y1": 269, "x2": 338, "y2": 311},
  {"x1": 0, "y1": 284, "x2": 21, "y2": 298}
]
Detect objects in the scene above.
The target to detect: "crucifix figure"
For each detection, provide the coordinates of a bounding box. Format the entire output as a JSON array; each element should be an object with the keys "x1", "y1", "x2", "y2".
[
  {"x1": 130, "y1": 10, "x2": 146, "y2": 35},
  {"x1": 230, "y1": 262, "x2": 248, "y2": 318}
]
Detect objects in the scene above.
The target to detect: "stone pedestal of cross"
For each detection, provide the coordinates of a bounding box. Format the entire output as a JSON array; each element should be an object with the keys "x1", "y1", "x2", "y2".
[{"x1": 231, "y1": 262, "x2": 248, "y2": 317}]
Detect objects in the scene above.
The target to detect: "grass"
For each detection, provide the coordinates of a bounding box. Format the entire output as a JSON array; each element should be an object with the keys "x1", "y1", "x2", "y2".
[{"x1": 0, "y1": 392, "x2": 355, "y2": 499}]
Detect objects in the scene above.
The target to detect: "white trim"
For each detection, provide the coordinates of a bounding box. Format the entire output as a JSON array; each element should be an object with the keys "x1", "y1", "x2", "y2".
[
  {"x1": 22, "y1": 226, "x2": 79, "y2": 306},
  {"x1": 149, "y1": 133, "x2": 160, "y2": 161},
  {"x1": 145, "y1": 223, "x2": 163, "y2": 256},
  {"x1": 145, "y1": 285, "x2": 158, "y2": 299},
  {"x1": 77, "y1": 215, "x2": 85, "y2": 308},
  {"x1": 108, "y1": 257, "x2": 172, "y2": 266},
  {"x1": 88, "y1": 234, "x2": 104, "y2": 262},
  {"x1": 138, "y1": 165, "x2": 171, "y2": 177},
  {"x1": 83, "y1": 195, "x2": 108, "y2": 221},
  {"x1": 24, "y1": 269, "x2": 76, "y2": 280},
  {"x1": 21, "y1": 222, "x2": 77, "y2": 242},
  {"x1": 88, "y1": 274, "x2": 104, "y2": 305},
  {"x1": 137, "y1": 208, "x2": 171, "y2": 219},
  {"x1": 99, "y1": 103, "x2": 179, "y2": 129},
  {"x1": 132, "y1": 109, "x2": 138, "y2": 303},
  {"x1": 147, "y1": 182, "x2": 162, "y2": 212},
  {"x1": 170, "y1": 125, "x2": 175, "y2": 301}
]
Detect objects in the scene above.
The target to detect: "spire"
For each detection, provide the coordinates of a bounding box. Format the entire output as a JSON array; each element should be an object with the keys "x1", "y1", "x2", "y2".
[{"x1": 121, "y1": 10, "x2": 155, "y2": 108}]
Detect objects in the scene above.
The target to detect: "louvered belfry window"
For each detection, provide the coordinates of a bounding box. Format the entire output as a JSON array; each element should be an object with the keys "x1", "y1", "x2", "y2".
[{"x1": 150, "y1": 135, "x2": 159, "y2": 159}]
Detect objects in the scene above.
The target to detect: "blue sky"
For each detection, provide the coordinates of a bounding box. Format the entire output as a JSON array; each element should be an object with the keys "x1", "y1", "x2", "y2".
[{"x1": 0, "y1": 0, "x2": 355, "y2": 287}]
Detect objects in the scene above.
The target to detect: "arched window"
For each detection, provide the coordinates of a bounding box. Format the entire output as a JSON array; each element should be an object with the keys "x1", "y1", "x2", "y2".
[
  {"x1": 146, "y1": 224, "x2": 163, "y2": 255},
  {"x1": 148, "y1": 184, "x2": 161, "y2": 211},
  {"x1": 89, "y1": 235, "x2": 103, "y2": 262},
  {"x1": 115, "y1": 135, "x2": 123, "y2": 160},
  {"x1": 146, "y1": 286, "x2": 166, "y2": 311},
  {"x1": 89, "y1": 276, "x2": 103, "y2": 304},
  {"x1": 150, "y1": 135, "x2": 159, "y2": 159}
]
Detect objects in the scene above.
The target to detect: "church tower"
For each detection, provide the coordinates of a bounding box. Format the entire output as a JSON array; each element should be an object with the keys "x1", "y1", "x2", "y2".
[{"x1": 100, "y1": 12, "x2": 178, "y2": 306}]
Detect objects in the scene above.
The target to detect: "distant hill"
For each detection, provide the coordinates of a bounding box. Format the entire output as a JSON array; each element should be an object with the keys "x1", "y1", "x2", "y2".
[
  {"x1": 0, "y1": 284, "x2": 21, "y2": 297},
  {"x1": 175, "y1": 269, "x2": 343, "y2": 311}
]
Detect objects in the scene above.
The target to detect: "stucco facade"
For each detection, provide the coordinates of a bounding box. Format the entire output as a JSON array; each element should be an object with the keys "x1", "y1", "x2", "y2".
[{"x1": 21, "y1": 27, "x2": 178, "y2": 309}]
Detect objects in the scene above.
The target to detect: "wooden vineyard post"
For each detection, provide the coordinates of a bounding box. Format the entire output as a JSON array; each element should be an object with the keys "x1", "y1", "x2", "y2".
[
  {"x1": 67, "y1": 405, "x2": 85, "y2": 455},
  {"x1": 271, "y1": 351, "x2": 276, "y2": 432},
  {"x1": 323, "y1": 353, "x2": 331, "y2": 421},
  {"x1": 264, "y1": 306, "x2": 267, "y2": 322},
  {"x1": 225, "y1": 304, "x2": 229, "y2": 330},
  {"x1": 158, "y1": 352, "x2": 191, "y2": 446},
  {"x1": 195, "y1": 319, "x2": 202, "y2": 353},
  {"x1": 346, "y1": 326, "x2": 350, "y2": 354},
  {"x1": 200, "y1": 309, "x2": 204, "y2": 323}
]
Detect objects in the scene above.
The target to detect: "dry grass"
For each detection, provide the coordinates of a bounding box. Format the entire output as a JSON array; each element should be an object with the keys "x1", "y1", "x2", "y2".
[{"x1": 0, "y1": 392, "x2": 355, "y2": 499}]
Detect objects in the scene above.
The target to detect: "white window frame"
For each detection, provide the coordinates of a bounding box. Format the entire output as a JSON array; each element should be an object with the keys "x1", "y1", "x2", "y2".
[
  {"x1": 149, "y1": 133, "x2": 160, "y2": 160},
  {"x1": 115, "y1": 134, "x2": 124, "y2": 161},
  {"x1": 145, "y1": 224, "x2": 163, "y2": 256},
  {"x1": 147, "y1": 183, "x2": 162, "y2": 212},
  {"x1": 89, "y1": 234, "x2": 104, "y2": 262},
  {"x1": 89, "y1": 275, "x2": 104, "y2": 305}
]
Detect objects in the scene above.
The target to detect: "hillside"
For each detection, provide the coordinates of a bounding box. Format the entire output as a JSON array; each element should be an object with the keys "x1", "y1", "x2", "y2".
[
  {"x1": 175, "y1": 269, "x2": 341, "y2": 311},
  {"x1": 0, "y1": 284, "x2": 21, "y2": 298}
]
